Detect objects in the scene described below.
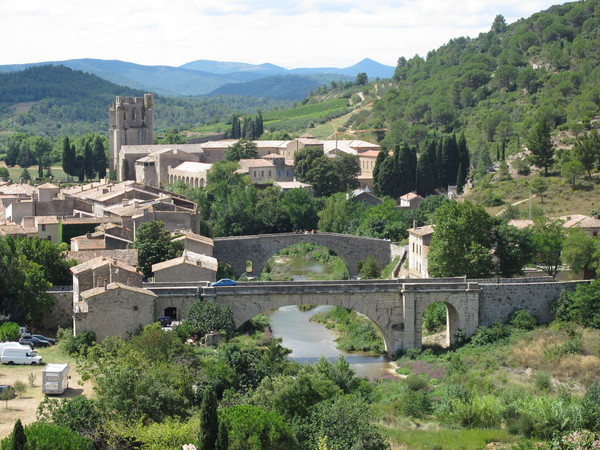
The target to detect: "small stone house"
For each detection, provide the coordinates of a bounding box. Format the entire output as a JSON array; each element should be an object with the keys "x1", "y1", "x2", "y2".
[
  {"x1": 152, "y1": 250, "x2": 218, "y2": 283},
  {"x1": 70, "y1": 256, "x2": 142, "y2": 303},
  {"x1": 172, "y1": 231, "x2": 214, "y2": 256},
  {"x1": 408, "y1": 224, "x2": 434, "y2": 278},
  {"x1": 73, "y1": 282, "x2": 157, "y2": 341}
]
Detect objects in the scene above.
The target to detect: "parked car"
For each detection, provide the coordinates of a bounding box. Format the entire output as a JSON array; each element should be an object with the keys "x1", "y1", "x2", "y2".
[
  {"x1": 32, "y1": 334, "x2": 55, "y2": 345},
  {"x1": 210, "y1": 278, "x2": 237, "y2": 286},
  {"x1": 156, "y1": 316, "x2": 173, "y2": 327},
  {"x1": 18, "y1": 337, "x2": 35, "y2": 348}
]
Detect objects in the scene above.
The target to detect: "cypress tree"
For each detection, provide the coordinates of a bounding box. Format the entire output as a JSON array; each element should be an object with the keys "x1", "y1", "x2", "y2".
[
  {"x1": 372, "y1": 150, "x2": 389, "y2": 197},
  {"x1": 11, "y1": 419, "x2": 27, "y2": 450},
  {"x1": 416, "y1": 139, "x2": 437, "y2": 196},
  {"x1": 84, "y1": 141, "x2": 95, "y2": 181},
  {"x1": 93, "y1": 136, "x2": 107, "y2": 180},
  {"x1": 457, "y1": 132, "x2": 470, "y2": 189},
  {"x1": 199, "y1": 388, "x2": 218, "y2": 450},
  {"x1": 435, "y1": 136, "x2": 444, "y2": 189},
  {"x1": 397, "y1": 144, "x2": 417, "y2": 196},
  {"x1": 443, "y1": 133, "x2": 459, "y2": 188},
  {"x1": 457, "y1": 162, "x2": 464, "y2": 194},
  {"x1": 256, "y1": 113, "x2": 264, "y2": 137},
  {"x1": 61, "y1": 136, "x2": 75, "y2": 181},
  {"x1": 215, "y1": 420, "x2": 229, "y2": 450}
]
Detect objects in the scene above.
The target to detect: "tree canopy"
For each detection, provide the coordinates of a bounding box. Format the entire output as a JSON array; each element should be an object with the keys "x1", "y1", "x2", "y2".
[{"x1": 132, "y1": 221, "x2": 183, "y2": 278}]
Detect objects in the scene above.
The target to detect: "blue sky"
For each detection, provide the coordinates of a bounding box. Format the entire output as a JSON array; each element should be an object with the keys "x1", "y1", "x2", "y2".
[{"x1": 0, "y1": 0, "x2": 565, "y2": 68}]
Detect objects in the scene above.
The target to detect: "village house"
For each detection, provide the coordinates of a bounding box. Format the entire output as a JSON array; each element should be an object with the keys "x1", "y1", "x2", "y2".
[
  {"x1": 407, "y1": 224, "x2": 434, "y2": 278},
  {"x1": 152, "y1": 250, "x2": 218, "y2": 283}
]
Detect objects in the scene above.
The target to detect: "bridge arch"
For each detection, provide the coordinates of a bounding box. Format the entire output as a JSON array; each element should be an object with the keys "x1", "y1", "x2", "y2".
[{"x1": 213, "y1": 233, "x2": 393, "y2": 278}]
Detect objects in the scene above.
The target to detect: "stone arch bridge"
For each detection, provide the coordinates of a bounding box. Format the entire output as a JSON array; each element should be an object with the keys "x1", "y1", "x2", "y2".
[
  {"x1": 146, "y1": 277, "x2": 583, "y2": 357},
  {"x1": 212, "y1": 232, "x2": 395, "y2": 278}
]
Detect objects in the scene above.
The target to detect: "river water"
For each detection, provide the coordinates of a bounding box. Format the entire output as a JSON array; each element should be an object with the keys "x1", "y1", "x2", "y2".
[
  {"x1": 267, "y1": 254, "x2": 396, "y2": 379},
  {"x1": 269, "y1": 305, "x2": 396, "y2": 379}
]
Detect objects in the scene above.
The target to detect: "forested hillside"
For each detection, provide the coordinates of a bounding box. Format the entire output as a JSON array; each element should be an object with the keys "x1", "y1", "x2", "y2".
[
  {"x1": 348, "y1": 0, "x2": 600, "y2": 157},
  {"x1": 0, "y1": 66, "x2": 287, "y2": 137}
]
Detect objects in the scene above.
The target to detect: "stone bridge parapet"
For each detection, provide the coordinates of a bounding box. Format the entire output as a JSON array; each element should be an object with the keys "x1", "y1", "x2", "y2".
[{"x1": 213, "y1": 232, "x2": 394, "y2": 277}]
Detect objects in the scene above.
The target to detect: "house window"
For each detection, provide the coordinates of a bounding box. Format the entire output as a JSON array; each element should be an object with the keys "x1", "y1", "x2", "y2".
[
  {"x1": 41, "y1": 224, "x2": 46, "y2": 231},
  {"x1": 268, "y1": 170, "x2": 271, "y2": 177},
  {"x1": 261, "y1": 170, "x2": 264, "y2": 177},
  {"x1": 133, "y1": 305, "x2": 138, "y2": 311}
]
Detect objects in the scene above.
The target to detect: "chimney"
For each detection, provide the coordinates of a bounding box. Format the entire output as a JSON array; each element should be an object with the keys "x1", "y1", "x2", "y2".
[{"x1": 413, "y1": 220, "x2": 417, "y2": 230}]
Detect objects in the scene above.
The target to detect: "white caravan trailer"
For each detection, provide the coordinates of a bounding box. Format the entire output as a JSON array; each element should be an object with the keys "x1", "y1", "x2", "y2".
[
  {"x1": 0, "y1": 346, "x2": 42, "y2": 365},
  {"x1": 42, "y1": 363, "x2": 69, "y2": 395}
]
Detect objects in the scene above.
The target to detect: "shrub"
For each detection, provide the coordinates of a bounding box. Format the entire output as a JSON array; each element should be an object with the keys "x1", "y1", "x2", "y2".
[
  {"x1": 398, "y1": 389, "x2": 432, "y2": 418},
  {"x1": 534, "y1": 371, "x2": 552, "y2": 392},
  {"x1": 469, "y1": 323, "x2": 511, "y2": 346},
  {"x1": 58, "y1": 328, "x2": 96, "y2": 356},
  {"x1": 582, "y1": 381, "x2": 600, "y2": 432},
  {"x1": 0, "y1": 422, "x2": 94, "y2": 449},
  {"x1": 423, "y1": 302, "x2": 447, "y2": 333},
  {"x1": 0, "y1": 322, "x2": 20, "y2": 341},
  {"x1": 509, "y1": 310, "x2": 538, "y2": 330}
]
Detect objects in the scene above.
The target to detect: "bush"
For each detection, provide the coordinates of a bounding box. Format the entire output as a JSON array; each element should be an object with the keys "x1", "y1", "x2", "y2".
[
  {"x1": 534, "y1": 371, "x2": 552, "y2": 392},
  {"x1": 469, "y1": 323, "x2": 511, "y2": 346},
  {"x1": 0, "y1": 422, "x2": 94, "y2": 449},
  {"x1": 185, "y1": 300, "x2": 235, "y2": 338},
  {"x1": 59, "y1": 330, "x2": 96, "y2": 356},
  {"x1": 509, "y1": 310, "x2": 538, "y2": 330},
  {"x1": 219, "y1": 405, "x2": 297, "y2": 450},
  {"x1": 398, "y1": 389, "x2": 432, "y2": 418},
  {"x1": 423, "y1": 302, "x2": 447, "y2": 333},
  {"x1": 0, "y1": 322, "x2": 20, "y2": 341}
]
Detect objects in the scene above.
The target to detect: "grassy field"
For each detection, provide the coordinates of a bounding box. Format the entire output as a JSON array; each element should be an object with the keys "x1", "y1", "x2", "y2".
[
  {"x1": 465, "y1": 172, "x2": 600, "y2": 218},
  {"x1": 0, "y1": 164, "x2": 70, "y2": 184}
]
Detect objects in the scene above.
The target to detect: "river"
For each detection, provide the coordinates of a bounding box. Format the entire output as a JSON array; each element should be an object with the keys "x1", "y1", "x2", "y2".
[{"x1": 267, "y1": 253, "x2": 396, "y2": 379}]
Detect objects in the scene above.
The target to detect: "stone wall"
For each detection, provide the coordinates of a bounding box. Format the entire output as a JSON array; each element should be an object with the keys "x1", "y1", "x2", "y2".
[
  {"x1": 45, "y1": 289, "x2": 73, "y2": 333},
  {"x1": 478, "y1": 280, "x2": 585, "y2": 326},
  {"x1": 213, "y1": 232, "x2": 393, "y2": 277}
]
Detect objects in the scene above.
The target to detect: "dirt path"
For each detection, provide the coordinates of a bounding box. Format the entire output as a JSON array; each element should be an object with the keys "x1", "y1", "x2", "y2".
[{"x1": 0, "y1": 357, "x2": 93, "y2": 439}]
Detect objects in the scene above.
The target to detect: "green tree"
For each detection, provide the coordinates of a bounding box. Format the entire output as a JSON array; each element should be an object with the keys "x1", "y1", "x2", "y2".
[
  {"x1": 92, "y1": 135, "x2": 107, "y2": 180},
  {"x1": 530, "y1": 176, "x2": 549, "y2": 203},
  {"x1": 199, "y1": 389, "x2": 219, "y2": 450},
  {"x1": 28, "y1": 136, "x2": 52, "y2": 179},
  {"x1": 225, "y1": 139, "x2": 259, "y2": 161},
  {"x1": 416, "y1": 139, "x2": 437, "y2": 196},
  {"x1": 10, "y1": 419, "x2": 27, "y2": 450},
  {"x1": 0, "y1": 322, "x2": 20, "y2": 341},
  {"x1": 428, "y1": 201, "x2": 495, "y2": 278},
  {"x1": 281, "y1": 188, "x2": 318, "y2": 231},
  {"x1": 355, "y1": 72, "x2": 368, "y2": 86},
  {"x1": 561, "y1": 160, "x2": 585, "y2": 187},
  {"x1": 60, "y1": 136, "x2": 76, "y2": 181},
  {"x1": 133, "y1": 221, "x2": 183, "y2": 278},
  {"x1": 297, "y1": 395, "x2": 388, "y2": 450},
  {"x1": 531, "y1": 217, "x2": 565, "y2": 277},
  {"x1": 219, "y1": 405, "x2": 297, "y2": 450},
  {"x1": 573, "y1": 130, "x2": 600, "y2": 180},
  {"x1": 20, "y1": 168, "x2": 31, "y2": 182},
  {"x1": 83, "y1": 140, "x2": 94, "y2": 181},
  {"x1": 156, "y1": 129, "x2": 188, "y2": 144},
  {"x1": 493, "y1": 225, "x2": 535, "y2": 278},
  {"x1": 528, "y1": 118, "x2": 554, "y2": 176},
  {"x1": 0, "y1": 167, "x2": 10, "y2": 181},
  {"x1": 318, "y1": 193, "x2": 360, "y2": 233},
  {"x1": 562, "y1": 229, "x2": 599, "y2": 278},
  {"x1": 359, "y1": 255, "x2": 381, "y2": 279},
  {"x1": 185, "y1": 300, "x2": 235, "y2": 338}
]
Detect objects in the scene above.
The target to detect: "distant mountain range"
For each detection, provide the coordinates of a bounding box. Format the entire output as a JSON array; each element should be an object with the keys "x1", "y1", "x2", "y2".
[{"x1": 0, "y1": 58, "x2": 394, "y2": 99}]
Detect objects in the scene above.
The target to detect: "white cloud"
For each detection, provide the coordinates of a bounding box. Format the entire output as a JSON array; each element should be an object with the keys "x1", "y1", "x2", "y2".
[{"x1": 0, "y1": 0, "x2": 564, "y2": 68}]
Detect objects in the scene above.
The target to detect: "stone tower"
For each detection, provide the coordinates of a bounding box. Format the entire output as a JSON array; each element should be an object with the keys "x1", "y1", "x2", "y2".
[{"x1": 108, "y1": 94, "x2": 154, "y2": 180}]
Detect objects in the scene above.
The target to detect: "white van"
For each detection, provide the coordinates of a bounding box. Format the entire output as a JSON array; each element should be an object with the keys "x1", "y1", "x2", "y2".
[
  {"x1": 42, "y1": 364, "x2": 69, "y2": 395},
  {"x1": 0, "y1": 346, "x2": 42, "y2": 365}
]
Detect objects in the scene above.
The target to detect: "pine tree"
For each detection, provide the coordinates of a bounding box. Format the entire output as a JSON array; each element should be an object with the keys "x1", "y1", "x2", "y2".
[
  {"x1": 199, "y1": 388, "x2": 218, "y2": 450},
  {"x1": 11, "y1": 419, "x2": 27, "y2": 450},
  {"x1": 528, "y1": 118, "x2": 554, "y2": 176}
]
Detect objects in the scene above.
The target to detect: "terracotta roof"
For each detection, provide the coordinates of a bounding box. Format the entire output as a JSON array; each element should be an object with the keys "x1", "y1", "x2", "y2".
[
  {"x1": 171, "y1": 161, "x2": 212, "y2": 172},
  {"x1": 263, "y1": 153, "x2": 285, "y2": 159},
  {"x1": 507, "y1": 219, "x2": 534, "y2": 229},
  {"x1": 400, "y1": 192, "x2": 424, "y2": 201},
  {"x1": 173, "y1": 230, "x2": 214, "y2": 246},
  {"x1": 80, "y1": 282, "x2": 156, "y2": 299},
  {"x1": 152, "y1": 250, "x2": 218, "y2": 272},
  {"x1": 359, "y1": 150, "x2": 380, "y2": 158},
  {"x1": 409, "y1": 225, "x2": 434, "y2": 237},
  {"x1": 37, "y1": 182, "x2": 59, "y2": 189},
  {"x1": 66, "y1": 249, "x2": 138, "y2": 266},
  {"x1": 239, "y1": 159, "x2": 275, "y2": 168},
  {"x1": 70, "y1": 256, "x2": 139, "y2": 275},
  {"x1": 274, "y1": 181, "x2": 312, "y2": 189},
  {"x1": 35, "y1": 216, "x2": 59, "y2": 225}
]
